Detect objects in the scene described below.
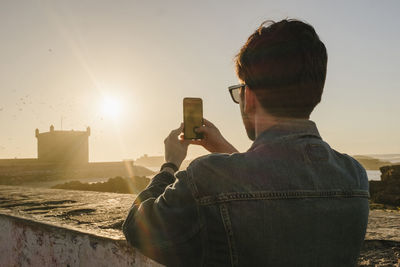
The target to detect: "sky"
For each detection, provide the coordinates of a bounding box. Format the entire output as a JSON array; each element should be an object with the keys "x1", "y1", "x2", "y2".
[{"x1": 0, "y1": 0, "x2": 399, "y2": 162}]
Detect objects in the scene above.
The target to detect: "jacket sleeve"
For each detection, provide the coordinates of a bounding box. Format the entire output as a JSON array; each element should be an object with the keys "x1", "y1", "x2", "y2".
[{"x1": 122, "y1": 170, "x2": 202, "y2": 266}]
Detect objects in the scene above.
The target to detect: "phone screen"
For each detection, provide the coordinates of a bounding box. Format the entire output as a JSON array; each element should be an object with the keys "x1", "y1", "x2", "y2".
[{"x1": 183, "y1": 98, "x2": 203, "y2": 140}]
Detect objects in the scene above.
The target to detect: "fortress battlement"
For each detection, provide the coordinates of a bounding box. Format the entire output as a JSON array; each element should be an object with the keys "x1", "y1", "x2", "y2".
[{"x1": 35, "y1": 125, "x2": 90, "y2": 165}]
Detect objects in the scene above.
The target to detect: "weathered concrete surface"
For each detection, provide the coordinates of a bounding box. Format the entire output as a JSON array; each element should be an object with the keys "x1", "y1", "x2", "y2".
[
  {"x1": 0, "y1": 185, "x2": 162, "y2": 266},
  {"x1": 0, "y1": 215, "x2": 160, "y2": 267},
  {"x1": 1, "y1": 185, "x2": 399, "y2": 241},
  {"x1": 0, "y1": 185, "x2": 400, "y2": 266},
  {"x1": 0, "y1": 185, "x2": 137, "y2": 239},
  {"x1": 366, "y1": 210, "x2": 400, "y2": 242}
]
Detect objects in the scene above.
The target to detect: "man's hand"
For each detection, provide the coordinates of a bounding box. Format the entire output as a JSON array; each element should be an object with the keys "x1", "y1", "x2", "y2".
[
  {"x1": 164, "y1": 123, "x2": 189, "y2": 169},
  {"x1": 189, "y1": 119, "x2": 238, "y2": 154}
]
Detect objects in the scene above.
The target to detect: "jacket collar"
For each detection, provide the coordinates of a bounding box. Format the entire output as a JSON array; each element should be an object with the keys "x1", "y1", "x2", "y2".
[{"x1": 248, "y1": 119, "x2": 321, "y2": 151}]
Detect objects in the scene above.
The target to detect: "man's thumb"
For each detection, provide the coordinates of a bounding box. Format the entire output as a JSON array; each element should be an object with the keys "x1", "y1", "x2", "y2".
[{"x1": 194, "y1": 126, "x2": 208, "y2": 134}]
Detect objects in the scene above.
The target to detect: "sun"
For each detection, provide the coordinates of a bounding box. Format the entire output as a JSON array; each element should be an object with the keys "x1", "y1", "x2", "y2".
[{"x1": 101, "y1": 95, "x2": 123, "y2": 120}]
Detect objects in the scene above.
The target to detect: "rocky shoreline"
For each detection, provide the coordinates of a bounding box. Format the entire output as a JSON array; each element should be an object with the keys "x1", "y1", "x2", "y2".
[{"x1": 369, "y1": 165, "x2": 400, "y2": 207}]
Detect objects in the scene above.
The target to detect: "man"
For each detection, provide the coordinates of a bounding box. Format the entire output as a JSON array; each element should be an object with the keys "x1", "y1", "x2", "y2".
[{"x1": 123, "y1": 19, "x2": 369, "y2": 266}]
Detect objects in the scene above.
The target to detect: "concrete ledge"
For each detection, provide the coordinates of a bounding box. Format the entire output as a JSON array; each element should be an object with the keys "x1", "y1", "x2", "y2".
[
  {"x1": 0, "y1": 185, "x2": 162, "y2": 266},
  {"x1": 0, "y1": 214, "x2": 161, "y2": 266},
  {"x1": 0, "y1": 185, "x2": 137, "y2": 239}
]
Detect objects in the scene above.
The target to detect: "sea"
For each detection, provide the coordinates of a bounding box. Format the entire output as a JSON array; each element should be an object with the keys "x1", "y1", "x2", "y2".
[{"x1": 366, "y1": 170, "x2": 381, "y2": 181}]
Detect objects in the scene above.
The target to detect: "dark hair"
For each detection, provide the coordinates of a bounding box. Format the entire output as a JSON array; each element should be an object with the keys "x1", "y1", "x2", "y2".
[{"x1": 235, "y1": 19, "x2": 328, "y2": 118}]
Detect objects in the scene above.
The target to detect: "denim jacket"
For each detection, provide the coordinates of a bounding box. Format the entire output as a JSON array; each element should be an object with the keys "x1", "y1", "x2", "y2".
[{"x1": 123, "y1": 120, "x2": 369, "y2": 266}]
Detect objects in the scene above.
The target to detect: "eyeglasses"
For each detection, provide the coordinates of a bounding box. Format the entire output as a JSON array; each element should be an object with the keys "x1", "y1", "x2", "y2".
[{"x1": 228, "y1": 84, "x2": 246, "y2": 104}]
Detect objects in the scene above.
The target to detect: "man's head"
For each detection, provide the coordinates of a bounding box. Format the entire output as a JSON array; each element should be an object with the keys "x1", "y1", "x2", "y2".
[{"x1": 234, "y1": 19, "x2": 327, "y2": 139}]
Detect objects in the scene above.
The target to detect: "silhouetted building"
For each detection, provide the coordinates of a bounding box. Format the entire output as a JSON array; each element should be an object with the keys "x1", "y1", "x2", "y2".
[{"x1": 35, "y1": 125, "x2": 90, "y2": 165}]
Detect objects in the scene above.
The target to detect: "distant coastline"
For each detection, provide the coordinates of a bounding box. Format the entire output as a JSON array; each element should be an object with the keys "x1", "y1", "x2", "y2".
[{"x1": 353, "y1": 154, "x2": 400, "y2": 170}]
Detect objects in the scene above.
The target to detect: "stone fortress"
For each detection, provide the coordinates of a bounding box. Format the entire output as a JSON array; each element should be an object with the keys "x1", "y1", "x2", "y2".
[
  {"x1": 35, "y1": 125, "x2": 90, "y2": 165},
  {"x1": 0, "y1": 125, "x2": 91, "y2": 168},
  {"x1": 0, "y1": 126, "x2": 154, "y2": 186}
]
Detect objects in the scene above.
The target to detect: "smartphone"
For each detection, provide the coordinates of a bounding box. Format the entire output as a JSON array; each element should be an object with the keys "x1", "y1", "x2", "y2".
[{"x1": 183, "y1": 97, "x2": 203, "y2": 140}]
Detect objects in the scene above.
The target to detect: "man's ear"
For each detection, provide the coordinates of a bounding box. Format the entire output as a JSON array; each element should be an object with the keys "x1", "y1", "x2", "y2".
[{"x1": 244, "y1": 87, "x2": 256, "y2": 114}]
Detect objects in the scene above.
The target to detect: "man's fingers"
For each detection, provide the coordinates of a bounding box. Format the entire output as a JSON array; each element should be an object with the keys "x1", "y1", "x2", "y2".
[
  {"x1": 194, "y1": 125, "x2": 209, "y2": 133},
  {"x1": 203, "y1": 118, "x2": 215, "y2": 127},
  {"x1": 170, "y1": 123, "x2": 184, "y2": 137},
  {"x1": 176, "y1": 123, "x2": 184, "y2": 133},
  {"x1": 188, "y1": 139, "x2": 203, "y2": 146},
  {"x1": 179, "y1": 138, "x2": 191, "y2": 146},
  {"x1": 203, "y1": 118, "x2": 212, "y2": 125}
]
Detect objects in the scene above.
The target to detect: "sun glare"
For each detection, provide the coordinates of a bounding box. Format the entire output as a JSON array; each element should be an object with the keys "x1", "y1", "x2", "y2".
[{"x1": 101, "y1": 95, "x2": 123, "y2": 120}]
